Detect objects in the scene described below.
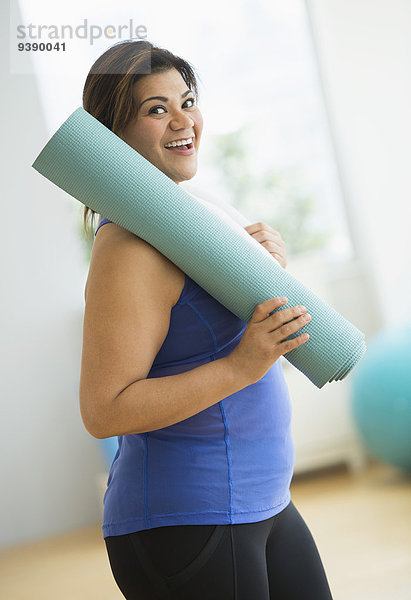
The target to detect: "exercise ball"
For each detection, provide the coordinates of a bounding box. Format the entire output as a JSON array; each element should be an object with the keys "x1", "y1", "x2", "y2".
[{"x1": 350, "y1": 324, "x2": 411, "y2": 472}]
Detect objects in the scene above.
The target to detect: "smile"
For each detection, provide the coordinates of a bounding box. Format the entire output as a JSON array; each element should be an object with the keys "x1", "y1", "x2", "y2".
[{"x1": 164, "y1": 142, "x2": 195, "y2": 156}]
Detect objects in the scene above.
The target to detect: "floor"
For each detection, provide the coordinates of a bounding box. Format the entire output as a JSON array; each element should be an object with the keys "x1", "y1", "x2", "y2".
[{"x1": 1, "y1": 459, "x2": 410, "y2": 599}]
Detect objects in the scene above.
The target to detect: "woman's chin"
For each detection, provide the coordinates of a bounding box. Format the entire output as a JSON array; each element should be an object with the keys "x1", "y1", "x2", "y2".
[{"x1": 169, "y1": 166, "x2": 198, "y2": 184}]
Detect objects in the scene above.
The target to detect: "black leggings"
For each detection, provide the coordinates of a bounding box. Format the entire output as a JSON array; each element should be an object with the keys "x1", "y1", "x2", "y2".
[{"x1": 104, "y1": 500, "x2": 333, "y2": 599}]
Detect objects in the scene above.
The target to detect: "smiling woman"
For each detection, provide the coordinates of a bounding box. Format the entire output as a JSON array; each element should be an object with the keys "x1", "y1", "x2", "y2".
[
  {"x1": 79, "y1": 39, "x2": 333, "y2": 600},
  {"x1": 117, "y1": 68, "x2": 203, "y2": 184},
  {"x1": 82, "y1": 39, "x2": 201, "y2": 239}
]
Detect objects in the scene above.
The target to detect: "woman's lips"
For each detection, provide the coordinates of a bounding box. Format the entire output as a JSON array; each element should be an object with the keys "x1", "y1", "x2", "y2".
[{"x1": 164, "y1": 142, "x2": 195, "y2": 156}]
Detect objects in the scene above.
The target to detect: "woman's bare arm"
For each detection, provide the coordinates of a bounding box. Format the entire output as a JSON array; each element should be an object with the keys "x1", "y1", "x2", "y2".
[{"x1": 79, "y1": 225, "x2": 251, "y2": 439}]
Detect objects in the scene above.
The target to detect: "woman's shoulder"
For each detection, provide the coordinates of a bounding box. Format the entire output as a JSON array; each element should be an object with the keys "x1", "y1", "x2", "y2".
[{"x1": 86, "y1": 221, "x2": 186, "y2": 306}]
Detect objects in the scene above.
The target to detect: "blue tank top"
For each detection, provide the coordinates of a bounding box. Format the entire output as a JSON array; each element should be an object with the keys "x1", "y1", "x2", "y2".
[{"x1": 94, "y1": 216, "x2": 295, "y2": 538}]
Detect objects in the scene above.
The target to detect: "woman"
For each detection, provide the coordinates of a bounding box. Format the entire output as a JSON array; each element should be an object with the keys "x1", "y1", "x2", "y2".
[{"x1": 79, "y1": 39, "x2": 333, "y2": 600}]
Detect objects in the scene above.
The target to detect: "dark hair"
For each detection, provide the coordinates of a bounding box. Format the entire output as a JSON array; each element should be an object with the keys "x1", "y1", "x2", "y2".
[{"x1": 81, "y1": 39, "x2": 200, "y2": 240}]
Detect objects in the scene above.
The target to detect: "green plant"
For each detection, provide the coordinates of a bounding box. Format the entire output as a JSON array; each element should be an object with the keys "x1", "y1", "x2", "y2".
[{"x1": 205, "y1": 126, "x2": 334, "y2": 257}]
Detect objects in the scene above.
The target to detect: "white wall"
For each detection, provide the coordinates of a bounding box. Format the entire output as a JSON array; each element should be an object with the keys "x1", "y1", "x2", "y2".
[
  {"x1": 0, "y1": 2, "x2": 105, "y2": 549},
  {"x1": 306, "y1": 0, "x2": 411, "y2": 327}
]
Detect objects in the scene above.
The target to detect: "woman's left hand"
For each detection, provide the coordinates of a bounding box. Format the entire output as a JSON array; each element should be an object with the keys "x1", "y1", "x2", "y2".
[{"x1": 244, "y1": 222, "x2": 287, "y2": 269}]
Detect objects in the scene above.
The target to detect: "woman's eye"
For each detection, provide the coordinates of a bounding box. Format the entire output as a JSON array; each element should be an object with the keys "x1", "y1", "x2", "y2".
[
  {"x1": 150, "y1": 106, "x2": 165, "y2": 115},
  {"x1": 149, "y1": 98, "x2": 195, "y2": 114}
]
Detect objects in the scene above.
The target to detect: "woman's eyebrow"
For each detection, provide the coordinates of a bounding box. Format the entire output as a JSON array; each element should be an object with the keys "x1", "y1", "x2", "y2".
[{"x1": 138, "y1": 89, "x2": 193, "y2": 110}]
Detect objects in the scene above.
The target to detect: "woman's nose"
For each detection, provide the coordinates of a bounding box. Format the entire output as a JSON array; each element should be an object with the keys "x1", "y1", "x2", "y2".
[{"x1": 170, "y1": 111, "x2": 195, "y2": 130}]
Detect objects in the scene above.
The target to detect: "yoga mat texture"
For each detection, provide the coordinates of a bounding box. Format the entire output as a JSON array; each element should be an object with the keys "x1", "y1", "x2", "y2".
[{"x1": 32, "y1": 107, "x2": 366, "y2": 389}]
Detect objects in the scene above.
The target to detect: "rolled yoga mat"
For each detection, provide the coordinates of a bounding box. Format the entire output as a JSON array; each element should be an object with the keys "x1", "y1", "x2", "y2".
[{"x1": 32, "y1": 107, "x2": 366, "y2": 389}]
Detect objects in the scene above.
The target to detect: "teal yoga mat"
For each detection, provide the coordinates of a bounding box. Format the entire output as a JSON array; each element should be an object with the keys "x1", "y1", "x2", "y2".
[{"x1": 32, "y1": 107, "x2": 366, "y2": 388}]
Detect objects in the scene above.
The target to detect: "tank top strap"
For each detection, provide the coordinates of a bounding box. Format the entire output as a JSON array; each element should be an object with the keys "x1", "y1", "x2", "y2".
[
  {"x1": 94, "y1": 216, "x2": 112, "y2": 237},
  {"x1": 173, "y1": 275, "x2": 203, "y2": 307}
]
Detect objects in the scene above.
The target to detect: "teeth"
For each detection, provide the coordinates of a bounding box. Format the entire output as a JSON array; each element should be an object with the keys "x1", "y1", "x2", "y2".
[{"x1": 165, "y1": 137, "x2": 193, "y2": 148}]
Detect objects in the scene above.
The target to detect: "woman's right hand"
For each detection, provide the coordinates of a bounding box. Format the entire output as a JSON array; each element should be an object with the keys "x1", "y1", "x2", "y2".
[{"x1": 227, "y1": 297, "x2": 311, "y2": 385}]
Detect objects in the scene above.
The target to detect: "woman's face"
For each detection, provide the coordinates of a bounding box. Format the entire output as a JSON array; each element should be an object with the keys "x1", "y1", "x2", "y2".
[{"x1": 118, "y1": 68, "x2": 203, "y2": 184}]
